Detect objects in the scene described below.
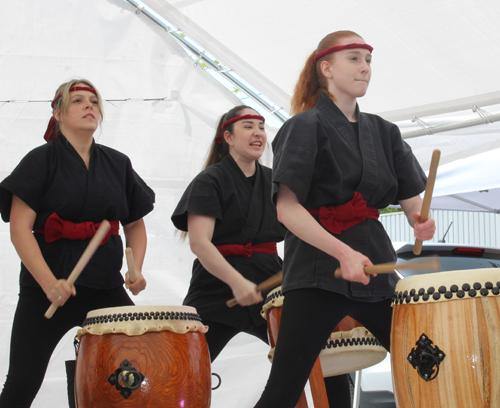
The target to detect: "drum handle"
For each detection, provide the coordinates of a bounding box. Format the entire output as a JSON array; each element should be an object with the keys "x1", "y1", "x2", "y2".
[
  {"x1": 334, "y1": 258, "x2": 440, "y2": 279},
  {"x1": 125, "y1": 247, "x2": 137, "y2": 283},
  {"x1": 414, "y1": 149, "x2": 440, "y2": 255},
  {"x1": 212, "y1": 373, "x2": 222, "y2": 390},
  {"x1": 226, "y1": 271, "x2": 283, "y2": 308},
  {"x1": 44, "y1": 221, "x2": 111, "y2": 319}
]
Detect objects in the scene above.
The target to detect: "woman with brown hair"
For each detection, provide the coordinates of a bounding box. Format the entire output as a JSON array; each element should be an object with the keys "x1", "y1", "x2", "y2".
[
  {"x1": 253, "y1": 31, "x2": 436, "y2": 407},
  {"x1": 0, "y1": 79, "x2": 155, "y2": 407},
  {"x1": 172, "y1": 105, "x2": 286, "y2": 363}
]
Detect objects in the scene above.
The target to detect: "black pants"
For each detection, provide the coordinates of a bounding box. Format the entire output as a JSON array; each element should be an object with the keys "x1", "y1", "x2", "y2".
[
  {"x1": 0, "y1": 285, "x2": 134, "y2": 408},
  {"x1": 254, "y1": 288, "x2": 392, "y2": 408},
  {"x1": 204, "y1": 310, "x2": 354, "y2": 408}
]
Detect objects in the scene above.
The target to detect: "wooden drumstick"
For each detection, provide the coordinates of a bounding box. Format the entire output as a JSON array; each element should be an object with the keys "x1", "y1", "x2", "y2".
[
  {"x1": 226, "y1": 271, "x2": 283, "y2": 308},
  {"x1": 334, "y1": 257, "x2": 440, "y2": 279},
  {"x1": 125, "y1": 247, "x2": 137, "y2": 283},
  {"x1": 414, "y1": 149, "x2": 441, "y2": 255},
  {"x1": 44, "y1": 220, "x2": 111, "y2": 319}
]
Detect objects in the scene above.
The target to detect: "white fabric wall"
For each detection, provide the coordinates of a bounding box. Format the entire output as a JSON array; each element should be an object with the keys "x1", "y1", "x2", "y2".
[{"x1": 0, "y1": 1, "x2": 276, "y2": 406}]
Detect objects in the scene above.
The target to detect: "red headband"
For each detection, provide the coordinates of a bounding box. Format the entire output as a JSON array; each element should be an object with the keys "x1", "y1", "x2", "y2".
[
  {"x1": 44, "y1": 86, "x2": 98, "y2": 142},
  {"x1": 215, "y1": 114, "x2": 265, "y2": 144},
  {"x1": 51, "y1": 86, "x2": 97, "y2": 108},
  {"x1": 313, "y1": 43, "x2": 373, "y2": 63}
]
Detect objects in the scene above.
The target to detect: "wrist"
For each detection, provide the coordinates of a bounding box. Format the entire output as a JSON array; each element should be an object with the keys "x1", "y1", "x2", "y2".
[
  {"x1": 225, "y1": 270, "x2": 246, "y2": 289},
  {"x1": 329, "y1": 241, "x2": 352, "y2": 263},
  {"x1": 39, "y1": 275, "x2": 58, "y2": 294}
]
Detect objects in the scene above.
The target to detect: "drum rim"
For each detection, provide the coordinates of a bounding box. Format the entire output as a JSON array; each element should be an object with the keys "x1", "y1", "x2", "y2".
[
  {"x1": 392, "y1": 268, "x2": 500, "y2": 306},
  {"x1": 85, "y1": 304, "x2": 198, "y2": 318}
]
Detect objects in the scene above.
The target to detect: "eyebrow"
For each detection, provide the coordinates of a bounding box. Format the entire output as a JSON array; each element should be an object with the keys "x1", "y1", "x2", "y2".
[{"x1": 242, "y1": 120, "x2": 264, "y2": 124}]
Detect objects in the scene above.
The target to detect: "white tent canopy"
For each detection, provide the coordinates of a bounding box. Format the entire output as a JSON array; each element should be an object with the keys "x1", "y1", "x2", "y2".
[
  {"x1": 137, "y1": 0, "x2": 500, "y2": 168},
  {"x1": 140, "y1": 0, "x2": 500, "y2": 120},
  {"x1": 430, "y1": 148, "x2": 500, "y2": 213},
  {"x1": 1, "y1": 0, "x2": 500, "y2": 407}
]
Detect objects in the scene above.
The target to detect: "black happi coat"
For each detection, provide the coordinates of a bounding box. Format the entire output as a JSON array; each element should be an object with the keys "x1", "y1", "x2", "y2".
[
  {"x1": 0, "y1": 134, "x2": 155, "y2": 289},
  {"x1": 272, "y1": 93, "x2": 426, "y2": 301},
  {"x1": 172, "y1": 155, "x2": 286, "y2": 328}
]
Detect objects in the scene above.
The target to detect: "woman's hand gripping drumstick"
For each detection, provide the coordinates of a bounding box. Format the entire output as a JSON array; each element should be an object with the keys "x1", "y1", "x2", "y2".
[
  {"x1": 227, "y1": 272, "x2": 283, "y2": 308},
  {"x1": 45, "y1": 221, "x2": 111, "y2": 319},
  {"x1": 334, "y1": 257, "x2": 440, "y2": 279},
  {"x1": 413, "y1": 150, "x2": 440, "y2": 255},
  {"x1": 124, "y1": 247, "x2": 146, "y2": 295}
]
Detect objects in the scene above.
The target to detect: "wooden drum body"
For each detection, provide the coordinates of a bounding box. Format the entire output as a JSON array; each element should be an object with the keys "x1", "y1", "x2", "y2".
[
  {"x1": 75, "y1": 305, "x2": 211, "y2": 408},
  {"x1": 391, "y1": 269, "x2": 500, "y2": 408},
  {"x1": 261, "y1": 287, "x2": 387, "y2": 376}
]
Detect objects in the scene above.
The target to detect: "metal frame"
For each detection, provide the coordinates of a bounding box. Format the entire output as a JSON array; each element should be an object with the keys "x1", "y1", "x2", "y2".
[{"x1": 124, "y1": 0, "x2": 288, "y2": 124}]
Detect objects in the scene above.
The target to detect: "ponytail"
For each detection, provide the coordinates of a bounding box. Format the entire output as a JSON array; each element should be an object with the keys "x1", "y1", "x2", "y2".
[{"x1": 290, "y1": 51, "x2": 330, "y2": 116}]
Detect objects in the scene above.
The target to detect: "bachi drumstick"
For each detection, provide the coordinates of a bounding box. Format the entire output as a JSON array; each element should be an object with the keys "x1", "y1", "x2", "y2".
[
  {"x1": 125, "y1": 247, "x2": 137, "y2": 283},
  {"x1": 226, "y1": 271, "x2": 283, "y2": 308},
  {"x1": 414, "y1": 149, "x2": 441, "y2": 255},
  {"x1": 44, "y1": 220, "x2": 111, "y2": 319},
  {"x1": 334, "y1": 257, "x2": 440, "y2": 279}
]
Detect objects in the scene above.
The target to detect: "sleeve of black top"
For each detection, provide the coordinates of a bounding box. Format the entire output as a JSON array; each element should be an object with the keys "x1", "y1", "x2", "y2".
[
  {"x1": 121, "y1": 158, "x2": 155, "y2": 225},
  {"x1": 171, "y1": 171, "x2": 223, "y2": 232},
  {"x1": 390, "y1": 124, "x2": 427, "y2": 201},
  {"x1": 0, "y1": 147, "x2": 48, "y2": 222},
  {"x1": 271, "y1": 116, "x2": 318, "y2": 205}
]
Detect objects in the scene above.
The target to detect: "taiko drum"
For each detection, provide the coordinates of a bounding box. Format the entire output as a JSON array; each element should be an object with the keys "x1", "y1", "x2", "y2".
[
  {"x1": 74, "y1": 305, "x2": 211, "y2": 407},
  {"x1": 261, "y1": 286, "x2": 387, "y2": 376},
  {"x1": 391, "y1": 269, "x2": 500, "y2": 407}
]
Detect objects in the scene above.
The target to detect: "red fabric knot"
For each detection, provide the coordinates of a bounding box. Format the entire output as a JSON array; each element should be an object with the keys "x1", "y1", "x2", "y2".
[
  {"x1": 43, "y1": 116, "x2": 58, "y2": 142},
  {"x1": 307, "y1": 192, "x2": 379, "y2": 235},
  {"x1": 215, "y1": 242, "x2": 277, "y2": 258},
  {"x1": 215, "y1": 132, "x2": 223, "y2": 144},
  {"x1": 35, "y1": 213, "x2": 119, "y2": 245}
]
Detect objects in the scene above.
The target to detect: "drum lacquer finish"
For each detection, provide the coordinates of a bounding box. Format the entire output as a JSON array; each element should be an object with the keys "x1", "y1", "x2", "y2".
[
  {"x1": 391, "y1": 269, "x2": 500, "y2": 408},
  {"x1": 262, "y1": 287, "x2": 387, "y2": 377},
  {"x1": 75, "y1": 305, "x2": 211, "y2": 408}
]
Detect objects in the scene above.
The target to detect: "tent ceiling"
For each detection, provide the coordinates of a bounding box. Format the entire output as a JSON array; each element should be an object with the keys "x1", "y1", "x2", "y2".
[{"x1": 141, "y1": 0, "x2": 500, "y2": 121}]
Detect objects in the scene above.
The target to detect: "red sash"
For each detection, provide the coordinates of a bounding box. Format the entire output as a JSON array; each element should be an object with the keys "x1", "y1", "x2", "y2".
[
  {"x1": 34, "y1": 212, "x2": 119, "y2": 245},
  {"x1": 307, "y1": 192, "x2": 379, "y2": 235},
  {"x1": 216, "y1": 242, "x2": 278, "y2": 258}
]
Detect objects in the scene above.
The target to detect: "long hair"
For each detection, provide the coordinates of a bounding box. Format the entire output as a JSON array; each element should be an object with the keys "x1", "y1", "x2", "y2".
[
  {"x1": 203, "y1": 105, "x2": 259, "y2": 169},
  {"x1": 178, "y1": 105, "x2": 260, "y2": 241},
  {"x1": 52, "y1": 78, "x2": 104, "y2": 138},
  {"x1": 290, "y1": 30, "x2": 362, "y2": 115}
]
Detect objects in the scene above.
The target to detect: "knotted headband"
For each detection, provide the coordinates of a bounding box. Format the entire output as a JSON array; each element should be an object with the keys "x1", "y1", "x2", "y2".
[
  {"x1": 313, "y1": 43, "x2": 373, "y2": 64},
  {"x1": 44, "y1": 86, "x2": 98, "y2": 142},
  {"x1": 215, "y1": 114, "x2": 265, "y2": 144}
]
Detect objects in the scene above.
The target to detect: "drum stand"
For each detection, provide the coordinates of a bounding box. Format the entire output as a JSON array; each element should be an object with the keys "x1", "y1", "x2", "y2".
[
  {"x1": 296, "y1": 356, "x2": 330, "y2": 408},
  {"x1": 352, "y1": 370, "x2": 362, "y2": 408},
  {"x1": 295, "y1": 362, "x2": 363, "y2": 408}
]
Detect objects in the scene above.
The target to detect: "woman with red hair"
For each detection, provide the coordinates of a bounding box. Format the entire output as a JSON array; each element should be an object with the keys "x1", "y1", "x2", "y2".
[{"x1": 254, "y1": 31, "x2": 436, "y2": 407}]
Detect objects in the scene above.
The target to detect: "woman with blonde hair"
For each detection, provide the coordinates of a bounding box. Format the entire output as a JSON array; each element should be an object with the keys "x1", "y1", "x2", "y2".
[
  {"x1": 254, "y1": 31, "x2": 436, "y2": 407},
  {"x1": 0, "y1": 79, "x2": 155, "y2": 407}
]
